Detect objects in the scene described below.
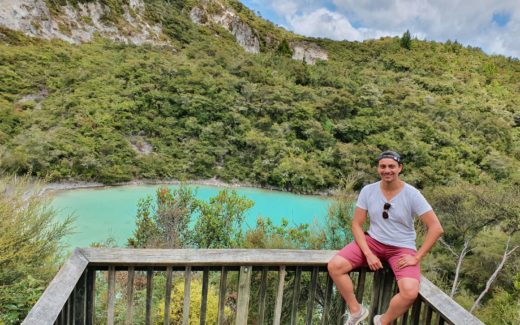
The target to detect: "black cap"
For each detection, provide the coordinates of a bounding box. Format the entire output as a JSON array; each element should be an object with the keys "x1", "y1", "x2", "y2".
[{"x1": 377, "y1": 151, "x2": 402, "y2": 164}]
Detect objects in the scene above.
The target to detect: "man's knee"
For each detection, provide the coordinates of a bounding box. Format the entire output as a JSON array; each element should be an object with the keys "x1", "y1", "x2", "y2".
[
  {"x1": 327, "y1": 255, "x2": 352, "y2": 276},
  {"x1": 398, "y1": 279, "x2": 420, "y2": 301}
]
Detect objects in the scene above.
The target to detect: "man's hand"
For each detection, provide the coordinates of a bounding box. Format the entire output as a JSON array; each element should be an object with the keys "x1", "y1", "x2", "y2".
[
  {"x1": 397, "y1": 254, "x2": 419, "y2": 269},
  {"x1": 366, "y1": 252, "x2": 383, "y2": 271}
]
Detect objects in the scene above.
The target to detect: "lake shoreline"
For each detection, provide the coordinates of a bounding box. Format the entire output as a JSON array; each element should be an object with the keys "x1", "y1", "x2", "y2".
[{"x1": 43, "y1": 178, "x2": 334, "y2": 197}]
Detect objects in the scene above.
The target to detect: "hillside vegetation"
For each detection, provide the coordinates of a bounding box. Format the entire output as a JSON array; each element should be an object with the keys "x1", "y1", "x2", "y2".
[
  {"x1": 1, "y1": 1, "x2": 520, "y2": 323},
  {"x1": 1, "y1": 0, "x2": 519, "y2": 193}
]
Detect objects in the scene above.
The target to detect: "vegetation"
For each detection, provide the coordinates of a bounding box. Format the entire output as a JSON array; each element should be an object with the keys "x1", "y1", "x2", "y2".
[
  {"x1": 400, "y1": 30, "x2": 412, "y2": 50},
  {"x1": 0, "y1": 175, "x2": 72, "y2": 324},
  {"x1": 1, "y1": 0, "x2": 519, "y2": 323},
  {"x1": 125, "y1": 182, "x2": 519, "y2": 324},
  {"x1": 0, "y1": 1, "x2": 519, "y2": 193}
]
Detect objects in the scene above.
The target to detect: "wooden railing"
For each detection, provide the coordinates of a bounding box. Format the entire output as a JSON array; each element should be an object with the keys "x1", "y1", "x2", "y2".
[{"x1": 22, "y1": 248, "x2": 484, "y2": 325}]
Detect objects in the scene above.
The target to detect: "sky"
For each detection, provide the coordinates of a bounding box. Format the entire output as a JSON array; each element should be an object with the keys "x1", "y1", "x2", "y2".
[{"x1": 239, "y1": 0, "x2": 520, "y2": 58}]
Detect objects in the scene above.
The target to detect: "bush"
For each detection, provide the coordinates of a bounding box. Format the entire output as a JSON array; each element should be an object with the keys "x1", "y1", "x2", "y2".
[{"x1": 0, "y1": 175, "x2": 73, "y2": 324}]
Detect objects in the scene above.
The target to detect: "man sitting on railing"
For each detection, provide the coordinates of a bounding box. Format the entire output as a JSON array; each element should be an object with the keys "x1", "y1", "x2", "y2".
[{"x1": 327, "y1": 151, "x2": 444, "y2": 325}]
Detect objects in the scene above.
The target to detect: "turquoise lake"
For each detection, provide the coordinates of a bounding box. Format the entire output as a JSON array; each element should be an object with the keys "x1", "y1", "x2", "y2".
[{"x1": 51, "y1": 184, "x2": 333, "y2": 248}]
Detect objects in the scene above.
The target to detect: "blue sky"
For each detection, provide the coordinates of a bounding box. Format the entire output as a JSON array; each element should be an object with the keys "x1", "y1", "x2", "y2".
[{"x1": 240, "y1": 0, "x2": 520, "y2": 58}]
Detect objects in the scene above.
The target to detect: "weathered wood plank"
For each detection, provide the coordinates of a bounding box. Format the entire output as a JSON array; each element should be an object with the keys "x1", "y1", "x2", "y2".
[
  {"x1": 199, "y1": 267, "x2": 209, "y2": 325},
  {"x1": 22, "y1": 249, "x2": 89, "y2": 325},
  {"x1": 74, "y1": 271, "x2": 87, "y2": 325},
  {"x1": 320, "y1": 274, "x2": 333, "y2": 325},
  {"x1": 290, "y1": 266, "x2": 302, "y2": 325},
  {"x1": 23, "y1": 248, "x2": 486, "y2": 325},
  {"x1": 236, "y1": 266, "x2": 253, "y2": 325},
  {"x1": 217, "y1": 267, "x2": 227, "y2": 325},
  {"x1": 355, "y1": 270, "x2": 366, "y2": 303},
  {"x1": 425, "y1": 305, "x2": 433, "y2": 324},
  {"x1": 411, "y1": 298, "x2": 422, "y2": 325},
  {"x1": 419, "y1": 277, "x2": 484, "y2": 324},
  {"x1": 86, "y1": 268, "x2": 96, "y2": 325},
  {"x1": 145, "y1": 268, "x2": 153, "y2": 325},
  {"x1": 336, "y1": 298, "x2": 346, "y2": 325},
  {"x1": 81, "y1": 248, "x2": 337, "y2": 266},
  {"x1": 125, "y1": 267, "x2": 135, "y2": 325},
  {"x1": 369, "y1": 269, "x2": 384, "y2": 320},
  {"x1": 257, "y1": 267, "x2": 268, "y2": 325},
  {"x1": 107, "y1": 266, "x2": 116, "y2": 325},
  {"x1": 380, "y1": 268, "x2": 395, "y2": 312},
  {"x1": 182, "y1": 266, "x2": 191, "y2": 325},
  {"x1": 305, "y1": 267, "x2": 319, "y2": 325},
  {"x1": 164, "y1": 266, "x2": 173, "y2": 325},
  {"x1": 273, "y1": 266, "x2": 286, "y2": 325}
]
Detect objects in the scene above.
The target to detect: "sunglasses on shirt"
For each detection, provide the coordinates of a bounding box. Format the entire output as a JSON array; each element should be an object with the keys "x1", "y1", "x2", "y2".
[{"x1": 383, "y1": 202, "x2": 391, "y2": 219}]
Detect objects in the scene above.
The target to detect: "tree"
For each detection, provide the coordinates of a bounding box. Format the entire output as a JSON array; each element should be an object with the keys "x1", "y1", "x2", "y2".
[
  {"x1": 193, "y1": 190, "x2": 254, "y2": 248},
  {"x1": 128, "y1": 185, "x2": 198, "y2": 248},
  {"x1": 400, "y1": 30, "x2": 412, "y2": 50},
  {"x1": 426, "y1": 181, "x2": 519, "y2": 297},
  {"x1": 277, "y1": 39, "x2": 293, "y2": 57},
  {"x1": 470, "y1": 234, "x2": 519, "y2": 313},
  {"x1": 0, "y1": 175, "x2": 72, "y2": 324}
]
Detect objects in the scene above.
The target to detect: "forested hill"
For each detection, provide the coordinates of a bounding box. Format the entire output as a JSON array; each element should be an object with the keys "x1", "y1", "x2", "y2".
[{"x1": 1, "y1": 0, "x2": 519, "y2": 193}]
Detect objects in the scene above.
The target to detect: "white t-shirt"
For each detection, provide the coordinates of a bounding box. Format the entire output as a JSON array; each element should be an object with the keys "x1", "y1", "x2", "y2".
[{"x1": 356, "y1": 181, "x2": 432, "y2": 250}]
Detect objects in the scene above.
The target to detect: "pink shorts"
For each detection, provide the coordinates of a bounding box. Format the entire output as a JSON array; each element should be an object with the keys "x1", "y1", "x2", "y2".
[{"x1": 337, "y1": 234, "x2": 420, "y2": 281}]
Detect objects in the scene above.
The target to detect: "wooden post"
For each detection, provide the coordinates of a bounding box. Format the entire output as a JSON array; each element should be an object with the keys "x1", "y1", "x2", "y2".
[
  {"x1": 236, "y1": 266, "x2": 252, "y2": 325},
  {"x1": 182, "y1": 266, "x2": 191, "y2": 325},
  {"x1": 305, "y1": 267, "x2": 319, "y2": 325},
  {"x1": 85, "y1": 268, "x2": 96, "y2": 325},
  {"x1": 273, "y1": 266, "x2": 286, "y2": 325},
  {"x1": 74, "y1": 271, "x2": 87, "y2": 325},
  {"x1": 145, "y1": 268, "x2": 153, "y2": 325},
  {"x1": 217, "y1": 267, "x2": 227, "y2": 325},
  {"x1": 164, "y1": 266, "x2": 173, "y2": 325},
  {"x1": 321, "y1": 274, "x2": 333, "y2": 325},
  {"x1": 107, "y1": 266, "x2": 116, "y2": 325},
  {"x1": 290, "y1": 266, "x2": 302, "y2": 325},
  {"x1": 199, "y1": 267, "x2": 209, "y2": 325},
  {"x1": 257, "y1": 267, "x2": 268, "y2": 325},
  {"x1": 355, "y1": 270, "x2": 367, "y2": 303},
  {"x1": 125, "y1": 267, "x2": 135, "y2": 325}
]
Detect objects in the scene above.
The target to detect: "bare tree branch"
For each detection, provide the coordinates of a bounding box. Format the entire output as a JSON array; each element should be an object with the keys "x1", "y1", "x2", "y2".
[
  {"x1": 470, "y1": 237, "x2": 520, "y2": 313},
  {"x1": 450, "y1": 240, "x2": 470, "y2": 298}
]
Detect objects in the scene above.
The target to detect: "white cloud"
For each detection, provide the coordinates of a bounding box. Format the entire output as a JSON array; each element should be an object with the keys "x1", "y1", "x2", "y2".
[
  {"x1": 331, "y1": 0, "x2": 520, "y2": 57},
  {"x1": 286, "y1": 8, "x2": 362, "y2": 41},
  {"x1": 246, "y1": 0, "x2": 520, "y2": 57}
]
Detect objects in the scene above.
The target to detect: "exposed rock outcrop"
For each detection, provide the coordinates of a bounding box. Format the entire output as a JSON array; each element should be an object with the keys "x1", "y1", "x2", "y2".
[
  {"x1": 190, "y1": 0, "x2": 260, "y2": 54},
  {"x1": 291, "y1": 41, "x2": 328, "y2": 64},
  {"x1": 0, "y1": 0, "x2": 168, "y2": 47}
]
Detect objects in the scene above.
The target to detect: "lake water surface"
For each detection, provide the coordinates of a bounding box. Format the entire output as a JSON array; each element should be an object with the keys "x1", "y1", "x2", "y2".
[{"x1": 51, "y1": 184, "x2": 332, "y2": 248}]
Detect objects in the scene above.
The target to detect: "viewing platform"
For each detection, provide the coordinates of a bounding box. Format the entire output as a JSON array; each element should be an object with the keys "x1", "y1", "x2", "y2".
[{"x1": 23, "y1": 249, "x2": 484, "y2": 325}]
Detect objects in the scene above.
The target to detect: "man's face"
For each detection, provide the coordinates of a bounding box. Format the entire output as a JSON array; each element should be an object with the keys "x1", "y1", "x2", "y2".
[{"x1": 377, "y1": 158, "x2": 402, "y2": 182}]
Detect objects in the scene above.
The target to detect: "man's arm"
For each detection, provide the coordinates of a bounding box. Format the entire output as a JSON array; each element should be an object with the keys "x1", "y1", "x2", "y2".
[
  {"x1": 397, "y1": 210, "x2": 444, "y2": 269},
  {"x1": 352, "y1": 207, "x2": 383, "y2": 270}
]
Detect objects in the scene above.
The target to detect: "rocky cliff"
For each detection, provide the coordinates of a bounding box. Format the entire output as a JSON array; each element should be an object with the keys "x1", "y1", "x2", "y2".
[
  {"x1": 0, "y1": 0, "x2": 327, "y2": 62},
  {"x1": 0, "y1": 0, "x2": 166, "y2": 46}
]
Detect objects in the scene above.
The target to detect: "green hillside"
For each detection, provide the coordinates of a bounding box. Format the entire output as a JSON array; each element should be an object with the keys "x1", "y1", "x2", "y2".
[{"x1": 0, "y1": 0, "x2": 519, "y2": 193}]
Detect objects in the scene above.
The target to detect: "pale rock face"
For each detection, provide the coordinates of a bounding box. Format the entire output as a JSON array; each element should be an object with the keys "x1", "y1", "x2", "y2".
[
  {"x1": 291, "y1": 41, "x2": 328, "y2": 64},
  {"x1": 0, "y1": 0, "x2": 168, "y2": 47},
  {"x1": 190, "y1": 2, "x2": 260, "y2": 54}
]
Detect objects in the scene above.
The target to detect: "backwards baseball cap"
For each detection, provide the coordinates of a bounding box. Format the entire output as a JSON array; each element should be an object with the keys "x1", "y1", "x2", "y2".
[{"x1": 377, "y1": 150, "x2": 402, "y2": 164}]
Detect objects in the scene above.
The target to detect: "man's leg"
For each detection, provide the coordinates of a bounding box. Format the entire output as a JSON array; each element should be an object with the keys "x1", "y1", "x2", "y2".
[
  {"x1": 327, "y1": 255, "x2": 362, "y2": 314},
  {"x1": 378, "y1": 278, "x2": 419, "y2": 324}
]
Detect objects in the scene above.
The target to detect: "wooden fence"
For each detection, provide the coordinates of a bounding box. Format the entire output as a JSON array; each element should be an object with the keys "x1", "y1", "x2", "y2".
[{"x1": 22, "y1": 248, "x2": 484, "y2": 325}]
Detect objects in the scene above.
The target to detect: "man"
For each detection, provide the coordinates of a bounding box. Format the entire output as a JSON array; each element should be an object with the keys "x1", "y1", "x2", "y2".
[{"x1": 327, "y1": 151, "x2": 444, "y2": 325}]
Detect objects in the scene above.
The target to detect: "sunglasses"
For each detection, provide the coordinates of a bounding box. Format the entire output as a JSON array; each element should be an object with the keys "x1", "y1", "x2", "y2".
[{"x1": 383, "y1": 202, "x2": 391, "y2": 219}]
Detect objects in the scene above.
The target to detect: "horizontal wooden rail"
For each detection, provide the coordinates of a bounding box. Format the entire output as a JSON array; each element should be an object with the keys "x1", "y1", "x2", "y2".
[{"x1": 22, "y1": 248, "x2": 484, "y2": 325}]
